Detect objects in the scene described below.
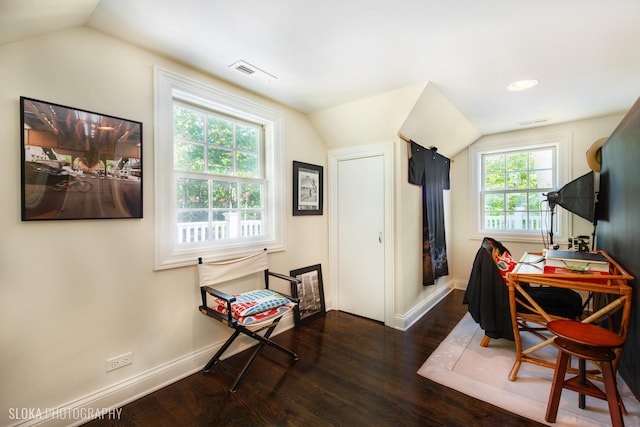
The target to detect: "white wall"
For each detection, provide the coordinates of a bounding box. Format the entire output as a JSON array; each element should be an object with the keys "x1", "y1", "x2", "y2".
[
  {"x1": 309, "y1": 86, "x2": 454, "y2": 327},
  {"x1": 449, "y1": 113, "x2": 626, "y2": 288},
  {"x1": 308, "y1": 83, "x2": 425, "y2": 149},
  {"x1": 0, "y1": 27, "x2": 328, "y2": 425},
  {"x1": 399, "y1": 82, "x2": 481, "y2": 158}
]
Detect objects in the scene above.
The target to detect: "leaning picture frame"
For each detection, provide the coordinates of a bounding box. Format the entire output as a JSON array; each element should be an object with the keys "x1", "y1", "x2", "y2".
[
  {"x1": 290, "y1": 264, "x2": 326, "y2": 326},
  {"x1": 293, "y1": 161, "x2": 323, "y2": 215},
  {"x1": 20, "y1": 97, "x2": 143, "y2": 221}
]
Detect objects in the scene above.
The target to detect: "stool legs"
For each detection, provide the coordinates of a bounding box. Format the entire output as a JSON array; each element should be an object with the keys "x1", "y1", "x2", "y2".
[
  {"x1": 545, "y1": 320, "x2": 626, "y2": 426},
  {"x1": 601, "y1": 360, "x2": 624, "y2": 427},
  {"x1": 546, "y1": 349, "x2": 570, "y2": 423},
  {"x1": 545, "y1": 349, "x2": 624, "y2": 427},
  {"x1": 578, "y1": 358, "x2": 586, "y2": 409}
]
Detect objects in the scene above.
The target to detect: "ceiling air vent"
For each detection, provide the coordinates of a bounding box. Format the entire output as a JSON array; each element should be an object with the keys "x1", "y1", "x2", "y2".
[
  {"x1": 229, "y1": 60, "x2": 277, "y2": 83},
  {"x1": 235, "y1": 64, "x2": 255, "y2": 75},
  {"x1": 517, "y1": 118, "x2": 549, "y2": 126}
]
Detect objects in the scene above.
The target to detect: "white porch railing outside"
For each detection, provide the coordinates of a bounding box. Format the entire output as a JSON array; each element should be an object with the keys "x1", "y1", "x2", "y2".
[
  {"x1": 178, "y1": 220, "x2": 263, "y2": 243},
  {"x1": 485, "y1": 212, "x2": 543, "y2": 231},
  {"x1": 179, "y1": 213, "x2": 542, "y2": 243}
]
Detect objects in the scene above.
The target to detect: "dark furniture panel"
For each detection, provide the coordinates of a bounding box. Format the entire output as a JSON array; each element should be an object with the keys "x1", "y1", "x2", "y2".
[{"x1": 597, "y1": 96, "x2": 640, "y2": 399}]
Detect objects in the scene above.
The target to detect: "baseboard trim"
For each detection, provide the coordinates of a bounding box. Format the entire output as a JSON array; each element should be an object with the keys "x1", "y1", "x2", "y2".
[
  {"x1": 14, "y1": 316, "x2": 295, "y2": 427},
  {"x1": 394, "y1": 282, "x2": 453, "y2": 331},
  {"x1": 452, "y1": 278, "x2": 468, "y2": 290}
]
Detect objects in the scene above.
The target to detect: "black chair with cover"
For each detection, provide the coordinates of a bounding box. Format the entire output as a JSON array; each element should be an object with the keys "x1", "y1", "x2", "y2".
[
  {"x1": 197, "y1": 251, "x2": 300, "y2": 392},
  {"x1": 463, "y1": 237, "x2": 583, "y2": 345}
]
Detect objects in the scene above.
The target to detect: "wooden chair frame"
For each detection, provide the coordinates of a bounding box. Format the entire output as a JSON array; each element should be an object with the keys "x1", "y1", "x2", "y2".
[{"x1": 507, "y1": 251, "x2": 633, "y2": 382}]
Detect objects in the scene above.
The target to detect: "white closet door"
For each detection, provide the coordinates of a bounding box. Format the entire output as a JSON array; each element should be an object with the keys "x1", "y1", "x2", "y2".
[{"x1": 337, "y1": 155, "x2": 385, "y2": 321}]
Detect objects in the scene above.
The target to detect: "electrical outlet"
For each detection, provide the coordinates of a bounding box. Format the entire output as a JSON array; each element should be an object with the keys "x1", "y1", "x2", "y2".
[{"x1": 105, "y1": 352, "x2": 133, "y2": 372}]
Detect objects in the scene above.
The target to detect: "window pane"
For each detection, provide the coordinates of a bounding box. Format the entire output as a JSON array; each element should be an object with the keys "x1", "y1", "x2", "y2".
[
  {"x1": 484, "y1": 154, "x2": 504, "y2": 173},
  {"x1": 207, "y1": 116, "x2": 233, "y2": 147},
  {"x1": 507, "y1": 193, "x2": 527, "y2": 211},
  {"x1": 528, "y1": 193, "x2": 544, "y2": 231},
  {"x1": 506, "y1": 171, "x2": 528, "y2": 189},
  {"x1": 506, "y1": 211, "x2": 526, "y2": 230},
  {"x1": 177, "y1": 210, "x2": 208, "y2": 222},
  {"x1": 212, "y1": 181, "x2": 237, "y2": 208},
  {"x1": 529, "y1": 169, "x2": 552, "y2": 189},
  {"x1": 240, "y1": 182, "x2": 262, "y2": 208},
  {"x1": 485, "y1": 212, "x2": 504, "y2": 229},
  {"x1": 527, "y1": 213, "x2": 541, "y2": 231},
  {"x1": 237, "y1": 152, "x2": 258, "y2": 178},
  {"x1": 174, "y1": 105, "x2": 204, "y2": 142},
  {"x1": 176, "y1": 210, "x2": 209, "y2": 243},
  {"x1": 240, "y1": 211, "x2": 263, "y2": 237},
  {"x1": 212, "y1": 209, "x2": 231, "y2": 221},
  {"x1": 241, "y1": 210, "x2": 262, "y2": 221},
  {"x1": 177, "y1": 178, "x2": 208, "y2": 208},
  {"x1": 174, "y1": 141, "x2": 204, "y2": 172},
  {"x1": 506, "y1": 152, "x2": 527, "y2": 172},
  {"x1": 528, "y1": 192, "x2": 545, "y2": 211},
  {"x1": 207, "y1": 147, "x2": 234, "y2": 175},
  {"x1": 484, "y1": 193, "x2": 504, "y2": 211},
  {"x1": 236, "y1": 124, "x2": 258, "y2": 152},
  {"x1": 485, "y1": 172, "x2": 505, "y2": 190},
  {"x1": 530, "y1": 150, "x2": 553, "y2": 170}
]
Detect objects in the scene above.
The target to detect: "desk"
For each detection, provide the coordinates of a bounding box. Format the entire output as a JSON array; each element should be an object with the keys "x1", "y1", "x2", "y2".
[{"x1": 506, "y1": 251, "x2": 633, "y2": 381}]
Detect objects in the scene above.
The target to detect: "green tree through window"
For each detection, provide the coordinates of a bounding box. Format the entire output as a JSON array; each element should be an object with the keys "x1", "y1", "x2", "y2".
[
  {"x1": 155, "y1": 68, "x2": 285, "y2": 269},
  {"x1": 482, "y1": 148, "x2": 554, "y2": 231},
  {"x1": 173, "y1": 102, "x2": 264, "y2": 242}
]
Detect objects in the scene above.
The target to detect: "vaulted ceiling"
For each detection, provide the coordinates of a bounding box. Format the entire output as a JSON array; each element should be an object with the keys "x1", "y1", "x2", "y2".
[{"x1": 3, "y1": 0, "x2": 640, "y2": 135}]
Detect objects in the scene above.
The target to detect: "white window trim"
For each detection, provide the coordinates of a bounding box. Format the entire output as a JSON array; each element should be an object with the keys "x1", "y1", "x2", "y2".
[
  {"x1": 469, "y1": 133, "x2": 571, "y2": 244},
  {"x1": 154, "y1": 67, "x2": 285, "y2": 270}
]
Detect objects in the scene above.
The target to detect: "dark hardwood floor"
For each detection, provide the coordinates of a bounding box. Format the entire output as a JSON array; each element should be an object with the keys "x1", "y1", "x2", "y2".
[{"x1": 84, "y1": 290, "x2": 544, "y2": 426}]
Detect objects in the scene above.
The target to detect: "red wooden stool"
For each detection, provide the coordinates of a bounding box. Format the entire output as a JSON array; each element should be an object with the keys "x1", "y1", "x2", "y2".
[{"x1": 545, "y1": 320, "x2": 626, "y2": 426}]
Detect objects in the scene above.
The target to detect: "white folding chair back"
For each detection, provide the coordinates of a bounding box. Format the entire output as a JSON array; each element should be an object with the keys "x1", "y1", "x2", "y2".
[{"x1": 198, "y1": 251, "x2": 268, "y2": 287}]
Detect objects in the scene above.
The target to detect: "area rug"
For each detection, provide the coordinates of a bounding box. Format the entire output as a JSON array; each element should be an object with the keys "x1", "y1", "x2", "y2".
[{"x1": 418, "y1": 313, "x2": 640, "y2": 426}]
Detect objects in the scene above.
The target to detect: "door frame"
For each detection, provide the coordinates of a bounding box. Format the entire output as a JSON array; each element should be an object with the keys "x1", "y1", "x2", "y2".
[{"x1": 328, "y1": 141, "x2": 395, "y2": 326}]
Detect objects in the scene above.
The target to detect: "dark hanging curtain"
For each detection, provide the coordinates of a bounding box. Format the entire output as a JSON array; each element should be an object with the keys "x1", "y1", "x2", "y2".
[{"x1": 408, "y1": 140, "x2": 451, "y2": 285}]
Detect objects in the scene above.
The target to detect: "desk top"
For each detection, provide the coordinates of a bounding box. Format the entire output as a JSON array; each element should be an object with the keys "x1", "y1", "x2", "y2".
[{"x1": 510, "y1": 251, "x2": 633, "y2": 291}]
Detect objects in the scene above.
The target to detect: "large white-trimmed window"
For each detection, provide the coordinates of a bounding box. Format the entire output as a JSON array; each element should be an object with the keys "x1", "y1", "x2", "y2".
[
  {"x1": 470, "y1": 134, "x2": 570, "y2": 244},
  {"x1": 155, "y1": 68, "x2": 285, "y2": 269}
]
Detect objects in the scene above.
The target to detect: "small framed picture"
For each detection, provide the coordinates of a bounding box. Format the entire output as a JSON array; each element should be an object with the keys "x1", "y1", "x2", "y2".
[
  {"x1": 293, "y1": 161, "x2": 323, "y2": 215},
  {"x1": 290, "y1": 264, "x2": 326, "y2": 326}
]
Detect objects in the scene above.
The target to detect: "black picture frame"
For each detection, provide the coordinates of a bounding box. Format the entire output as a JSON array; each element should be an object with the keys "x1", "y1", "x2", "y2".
[
  {"x1": 293, "y1": 161, "x2": 323, "y2": 215},
  {"x1": 20, "y1": 97, "x2": 142, "y2": 221},
  {"x1": 290, "y1": 264, "x2": 326, "y2": 326}
]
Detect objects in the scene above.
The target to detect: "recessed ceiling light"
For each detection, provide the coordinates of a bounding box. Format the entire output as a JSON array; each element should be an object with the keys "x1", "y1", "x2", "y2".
[{"x1": 507, "y1": 79, "x2": 539, "y2": 92}]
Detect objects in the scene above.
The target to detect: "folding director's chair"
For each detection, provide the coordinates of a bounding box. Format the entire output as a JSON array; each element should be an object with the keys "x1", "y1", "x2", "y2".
[{"x1": 198, "y1": 251, "x2": 300, "y2": 392}]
